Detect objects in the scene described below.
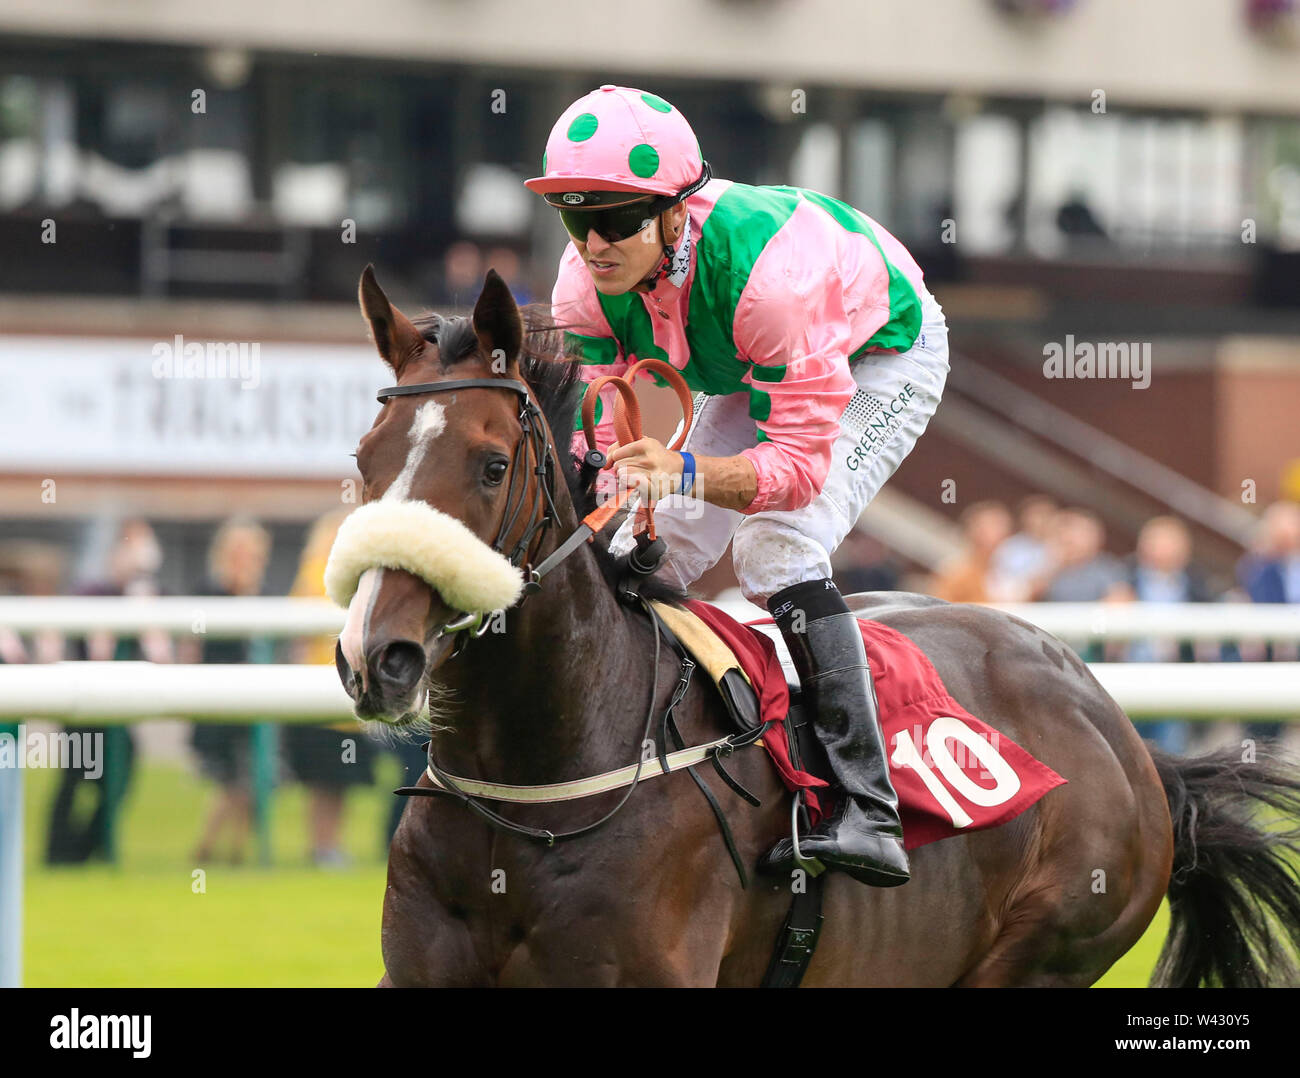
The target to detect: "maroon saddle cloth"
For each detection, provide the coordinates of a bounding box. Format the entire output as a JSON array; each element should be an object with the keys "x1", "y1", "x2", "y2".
[{"x1": 684, "y1": 599, "x2": 1067, "y2": 851}]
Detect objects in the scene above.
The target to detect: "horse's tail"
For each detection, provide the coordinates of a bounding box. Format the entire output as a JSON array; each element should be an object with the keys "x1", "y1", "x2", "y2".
[{"x1": 1149, "y1": 744, "x2": 1300, "y2": 987}]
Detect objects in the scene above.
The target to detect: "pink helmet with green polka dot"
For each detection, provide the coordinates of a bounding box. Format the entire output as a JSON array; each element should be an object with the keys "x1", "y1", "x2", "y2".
[{"x1": 525, "y1": 84, "x2": 710, "y2": 207}]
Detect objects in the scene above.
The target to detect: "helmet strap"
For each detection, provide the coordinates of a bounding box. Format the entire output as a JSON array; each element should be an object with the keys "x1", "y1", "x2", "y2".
[{"x1": 633, "y1": 210, "x2": 685, "y2": 292}]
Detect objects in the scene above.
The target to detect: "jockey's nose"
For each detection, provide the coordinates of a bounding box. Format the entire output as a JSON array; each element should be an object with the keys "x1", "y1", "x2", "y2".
[{"x1": 370, "y1": 639, "x2": 426, "y2": 699}]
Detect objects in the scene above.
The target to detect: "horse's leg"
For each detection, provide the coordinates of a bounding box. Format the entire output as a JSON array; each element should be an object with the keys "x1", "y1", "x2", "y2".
[
  {"x1": 954, "y1": 755, "x2": 1171, "y2": 988},
  {"x1": 953, "y1": 896, "x2": 1096, "y2": 988},
  {"x1": 955, "y1": 892, "x2": 1157, "y2": 989},
  {"x1": 379, "y1": 800, "x2": 493, "y2": 987}
]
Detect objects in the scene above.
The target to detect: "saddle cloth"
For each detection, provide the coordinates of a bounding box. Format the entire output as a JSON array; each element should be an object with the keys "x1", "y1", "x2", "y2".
[{"x1": 651, "y1": 598, "x2": 1067, "y2": 851}]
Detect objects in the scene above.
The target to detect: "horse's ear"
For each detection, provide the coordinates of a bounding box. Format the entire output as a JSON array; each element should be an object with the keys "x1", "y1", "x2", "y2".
[
  {"x1": 472, "y1": 268, "x2": 523, "y2": 375},
  {"x1": 358, "y1": 264, "x2": 426, "y2": 376}
]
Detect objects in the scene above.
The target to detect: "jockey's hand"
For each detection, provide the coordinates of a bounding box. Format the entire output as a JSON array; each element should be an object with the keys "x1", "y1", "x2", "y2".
[{"x1": 605, "y1": 437, "x2": 683, "y2": 503}]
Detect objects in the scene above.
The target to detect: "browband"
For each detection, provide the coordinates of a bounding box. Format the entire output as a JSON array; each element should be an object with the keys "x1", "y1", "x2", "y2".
[{"x1": 378, "y1": 378, "x2": 530, "y2": 402}]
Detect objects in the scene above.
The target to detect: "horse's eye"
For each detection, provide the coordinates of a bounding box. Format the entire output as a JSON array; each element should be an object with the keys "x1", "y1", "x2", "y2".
[{"x1": 484, "y1": 459, "x2": 508, "y2": 486}]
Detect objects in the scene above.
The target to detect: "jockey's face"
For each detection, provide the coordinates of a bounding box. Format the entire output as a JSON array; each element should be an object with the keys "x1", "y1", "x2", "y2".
[{"x1": 572, "y1": 202, "x2": 688, "y2": 295}]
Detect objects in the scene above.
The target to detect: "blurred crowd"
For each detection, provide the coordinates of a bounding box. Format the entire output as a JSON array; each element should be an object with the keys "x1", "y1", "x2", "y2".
[
  {"x1": 918, "y1": 495, "x2": 1300, "y2": 753},
  {"x1": 922, "y1": 494, "x2": 1300, "y2": 612},
  {"x1": 0, "y1": 510, "x2": 426, "y2": 869},
  {"x1": 431, "y1": 240, "x2": 539, "y2": 308}
]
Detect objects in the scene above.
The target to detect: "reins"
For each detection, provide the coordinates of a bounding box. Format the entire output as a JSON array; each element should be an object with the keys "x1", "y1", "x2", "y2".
[
  {"x1": 577, "y1": 357, "x2": 696, "y2": 541},
  {"x1": 526, "y1": 357, "x2": 694, "y2": 583}
]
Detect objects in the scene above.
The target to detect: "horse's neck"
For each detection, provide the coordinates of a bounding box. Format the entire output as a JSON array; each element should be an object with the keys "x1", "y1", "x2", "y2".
[{"x1": 433, "y1": 543, "x2": 666, "y2": 785}]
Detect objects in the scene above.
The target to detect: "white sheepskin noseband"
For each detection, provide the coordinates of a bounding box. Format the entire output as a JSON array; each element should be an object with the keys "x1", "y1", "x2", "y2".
[{"x1": 324, "y1": 499, "x2": 524, "y2": 613}]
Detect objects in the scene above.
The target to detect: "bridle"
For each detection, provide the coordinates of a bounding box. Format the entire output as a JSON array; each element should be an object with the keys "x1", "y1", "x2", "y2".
[
  {"x1": 374, "y1": 357, "x2": 694, "y2": 641},
  {"x1": 374, "y1": 376, "x2": 562, "y2": 639}
]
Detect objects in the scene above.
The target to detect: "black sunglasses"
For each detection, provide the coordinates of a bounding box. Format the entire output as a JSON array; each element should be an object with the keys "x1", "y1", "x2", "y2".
[
  {"x1": 548, "y1": 161, "x2": 713, "y2": 244},
  {"x1": 556, "y1": 196, "x2": 677, "y2": 244}
]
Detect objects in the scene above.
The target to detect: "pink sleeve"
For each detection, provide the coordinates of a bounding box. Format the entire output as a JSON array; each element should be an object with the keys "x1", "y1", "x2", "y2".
[
  {"x1": 551, "y1": 244, "x2": 627, "y2": 470},
  {"x1": 732, "y1": 229, "x2": 863, "y2": 515}
]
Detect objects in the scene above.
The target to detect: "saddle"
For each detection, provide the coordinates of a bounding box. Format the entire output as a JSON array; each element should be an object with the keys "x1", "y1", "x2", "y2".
[
  {"x1": 647, "y1": 600, "x2": 829, "y2": 790},
  {"x1": 648, "y1": 601, "x2": 764, "y2": 733}
]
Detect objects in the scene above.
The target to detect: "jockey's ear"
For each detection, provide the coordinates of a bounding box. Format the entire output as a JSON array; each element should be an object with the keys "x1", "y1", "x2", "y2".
[
  {"x1": 660, "y1": 202, "x2": 689, "y2": 246},
  {"x1": 472, "y1": 268, "x2": 524, "y2": 375},
  {"x1": 358, "y1": 264, "x2": 427, "y2": 377}
]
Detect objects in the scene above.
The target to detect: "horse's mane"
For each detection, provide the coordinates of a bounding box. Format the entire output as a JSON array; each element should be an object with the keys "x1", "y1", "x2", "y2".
[{"x1": 411, "y1": 307, "x2": 685, "y2": 605}]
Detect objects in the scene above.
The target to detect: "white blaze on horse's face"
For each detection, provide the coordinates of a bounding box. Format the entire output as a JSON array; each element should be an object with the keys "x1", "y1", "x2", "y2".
[
  {"x1": 338, "y1": 400, "x2": 443, "y2": 694},
  {"x1": 340, "y1": 566, "x2": 382, "y2": 693},
  {"x1": 385, "y1": 400, "x2": 447, "y2": 502}
]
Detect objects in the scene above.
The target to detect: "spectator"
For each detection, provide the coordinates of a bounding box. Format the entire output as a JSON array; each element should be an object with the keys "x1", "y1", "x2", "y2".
[
  {"x1": 990, "y1": 494, "x2": 1057, "y2": 601},
  {"x1": 1041, "y1": 508, "x2": 1127, "y2": 602},
  {"x1": 0, "y1": 541, "x2": 65, "y2": 665},
  {"x1": 484, "y1": 246, "x2": 533, "y2": 304},
  {"x1": 1117, "y1": 516, "x2": 1217, "y2": 754},
  {"x1": 191, "y1": 517, "x2": 273, "y2": 865},
  {"x1": 1040, "y1": 509, "x2": 1128, "y2": 662},
  {"x1": 284, "y1": 509, "x2": 378, "y2": 867},
  {"x1": 438, "y1": 241, "x2": 484, "y2": 306},
  {"x1": 930, "y1": 501, "x2": 1013, "y2": 603},
  {"x1": 1235, "y1": 500, "x2": 1300, "y2": 745},
  {"x1": 47, "y1": 519, "x2": 172, "y2": 864},
  {"x1": 1238, "y1": 500, "x2": 1300, "y2": 612}
]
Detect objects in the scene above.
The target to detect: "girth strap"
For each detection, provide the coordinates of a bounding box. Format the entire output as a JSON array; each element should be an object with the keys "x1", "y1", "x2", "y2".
[
  {"x1": 760, "y1": 698, "x2": 828, "y2": 987},
  {"x1": 761, "y1": 867, "x2": 826, "y2": 988}
]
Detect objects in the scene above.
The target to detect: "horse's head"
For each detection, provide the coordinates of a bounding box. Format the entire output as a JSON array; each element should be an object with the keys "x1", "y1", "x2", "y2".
[{"x1": 329, "y1": 265, "x2": 558, "y2": 724}]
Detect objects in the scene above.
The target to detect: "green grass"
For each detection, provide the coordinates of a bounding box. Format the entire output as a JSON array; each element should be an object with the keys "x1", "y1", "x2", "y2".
[
  {"x1": 23, "y1": 757, "x2": 394, "y2": 987},
  {"x1": 21, "y1": 758, "x2": 1170, "y2": 986}
]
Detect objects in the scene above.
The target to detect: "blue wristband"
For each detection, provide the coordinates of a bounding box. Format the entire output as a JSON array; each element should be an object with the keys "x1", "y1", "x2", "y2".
[{"x1": 679, "y1": 451, "x2": 696, "y2": 496}]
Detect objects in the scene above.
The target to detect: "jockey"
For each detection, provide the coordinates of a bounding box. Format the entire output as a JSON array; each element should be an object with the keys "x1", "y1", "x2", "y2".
[{"x1": 525, "y1": 85, "x2": 949, "y2": 888}]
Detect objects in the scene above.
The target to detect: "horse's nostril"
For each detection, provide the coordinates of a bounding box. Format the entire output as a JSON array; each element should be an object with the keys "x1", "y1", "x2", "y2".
[
  {"x1": 375, "y1": 641, "x2": 426, "y2": 692},
  {"x1": 335, "y1": 640, "x2": 362, "y2": 697}
]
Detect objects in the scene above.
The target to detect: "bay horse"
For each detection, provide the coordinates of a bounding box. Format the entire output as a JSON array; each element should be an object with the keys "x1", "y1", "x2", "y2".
[{"x1": 334, "y1": 265, "x2": 1300, "y2": 987}]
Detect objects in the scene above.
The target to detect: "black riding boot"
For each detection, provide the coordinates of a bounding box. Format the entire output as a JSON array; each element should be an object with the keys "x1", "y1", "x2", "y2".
[{"x1": 759, "y1": 579, "x2": 910, "y2": 887}]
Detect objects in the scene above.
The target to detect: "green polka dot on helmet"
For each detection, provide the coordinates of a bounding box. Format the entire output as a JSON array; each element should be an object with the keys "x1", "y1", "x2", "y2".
[
  {"x1": 566, "y1": 113, "x2": 598, "y2": 142},
  {"x1": 628, "y1": 144, "x2": 659, "y2": 179}
]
